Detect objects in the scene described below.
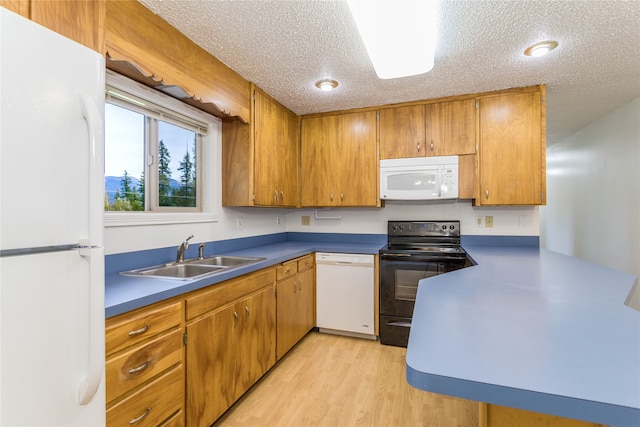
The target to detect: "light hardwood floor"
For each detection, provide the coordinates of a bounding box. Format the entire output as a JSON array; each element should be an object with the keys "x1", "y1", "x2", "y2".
[{"x1": 213, "y1": 331, "x2": 478, "y2": 427}]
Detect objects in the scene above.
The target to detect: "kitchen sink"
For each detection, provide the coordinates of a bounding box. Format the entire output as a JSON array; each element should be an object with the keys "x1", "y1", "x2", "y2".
[
  {"x1": 190, "y1": 255, "x2": 263, "y2": 267},
  {"x1": 120, "y1": 255, "x2": 265, "y2": 281}
]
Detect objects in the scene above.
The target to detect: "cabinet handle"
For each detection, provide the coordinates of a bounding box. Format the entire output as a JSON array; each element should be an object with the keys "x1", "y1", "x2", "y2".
[
  {"x1": 245, "y1": 306, "x2": 250, "y2": 318},
  {"x1": 233, "y1": 311, "x2": 238, "y2": 328},
  {"x1": 340, "y1": 193, "x2": 344, "y2": 202},
  {"x1": 128, "y1": 361, "x2": 151, "y2": 374},
  {"x1": 417, "y1": 142, "x2": 421, "y2": 152},
  {"x1": 330, "y1": 192, "x2": 334, "y2": 202},
  {"x1": 274, "y1": 191, "x2": 278, "y2": 203},
  {"x1": 485, "y1": 189, "x2": 489, "y2": 200},
  {"x1": 293, "y1": 280, "x2": 297, "y2": 293},
  {"x1": 430, "y1": 141, "x2": 434, "y2": 151},
  {"x1": 128, "y1": 324, "x2": 150, "y2": 336},
  {"x1": 129, "y1": 407, "x2": 151, "y2": 424},
  {"x1": 280, "y1": 191, "x2": 284, "y2": 204}
]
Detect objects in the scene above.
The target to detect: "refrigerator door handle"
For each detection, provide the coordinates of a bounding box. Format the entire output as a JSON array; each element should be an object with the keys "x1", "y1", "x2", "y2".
[
  {"x1": 80, "y1": 93, "x2": 104, "y2": 248},
  {"x1": 78, "y1": 247, "x2": 104, "y2": 405},
  {"x1": 78, "y1": 92, "x2": 105, "y2": 406}
]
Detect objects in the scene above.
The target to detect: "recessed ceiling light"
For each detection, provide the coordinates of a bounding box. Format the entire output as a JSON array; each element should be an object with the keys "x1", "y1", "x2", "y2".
[
  {"x1": 315, "y1": 79, "x2": 339, "y2": 92},
  {"x1": 524, "y1": 40, "x2": 558, "y2": 57}
]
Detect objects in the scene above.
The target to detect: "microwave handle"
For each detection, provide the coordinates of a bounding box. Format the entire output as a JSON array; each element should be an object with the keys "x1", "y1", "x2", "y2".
[{"x1": 437, "y1": 171, "x2": 442, "y2": 198}]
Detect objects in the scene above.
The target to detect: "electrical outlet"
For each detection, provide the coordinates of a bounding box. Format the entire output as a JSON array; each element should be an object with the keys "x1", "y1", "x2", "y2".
[
  {"x1": 475, "y1": 216, "x2": 483, "y2": 227},
  {"x1": 485, "y1": 215, "x2": 494, "y2": 228},
  {"x1": 276, "y1": 216, "x2": 282, "y2": 226},
  {"x1": 301, "y1": 215, "x2": 311, "y2": 226},
  {"x1": 236, "y1": 217, "x2": 244, "y2": 230}
]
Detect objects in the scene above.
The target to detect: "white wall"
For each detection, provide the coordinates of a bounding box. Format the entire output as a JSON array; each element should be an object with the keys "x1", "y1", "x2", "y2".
[
  {"x1": 286, "y1": 200, "x2": 539, "y2": 237},
  {"x1": 104, "y1": 206, "x2": 288, "y2": 255},
  {"x1": 541, "y1": 98, "x2": 640, "y2": 278}
]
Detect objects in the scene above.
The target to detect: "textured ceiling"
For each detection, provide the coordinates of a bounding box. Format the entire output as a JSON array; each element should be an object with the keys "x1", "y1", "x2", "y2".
[{"x1": 138, "y1": 0, "x2": 640, "y2": 145}]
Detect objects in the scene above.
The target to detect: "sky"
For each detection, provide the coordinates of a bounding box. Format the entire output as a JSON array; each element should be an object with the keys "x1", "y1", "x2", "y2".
[{"x1": 105, "y1": 103, "x2": 196, "y2": 180}]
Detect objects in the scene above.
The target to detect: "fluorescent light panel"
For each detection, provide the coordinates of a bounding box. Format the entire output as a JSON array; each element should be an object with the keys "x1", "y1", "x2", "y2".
[{"x1": 348, "y1": 0, "x2": 439, "y2": 79}]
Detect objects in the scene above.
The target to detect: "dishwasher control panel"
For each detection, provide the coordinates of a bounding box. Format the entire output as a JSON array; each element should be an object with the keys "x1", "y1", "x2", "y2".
[{"x1": 316, "y1": 252, "x2": 374, "y2": 266}]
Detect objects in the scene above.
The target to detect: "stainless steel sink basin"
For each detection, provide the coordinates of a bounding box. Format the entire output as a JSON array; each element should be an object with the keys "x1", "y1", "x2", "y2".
[
  {"x1": 120, "y1": 255, "x2": 265, "y2": 280},
  {"x1": 190, "y1": 255, "x2": 263, "y2": 267}
]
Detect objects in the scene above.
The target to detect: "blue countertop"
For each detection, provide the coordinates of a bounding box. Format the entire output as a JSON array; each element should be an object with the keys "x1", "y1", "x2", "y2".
[
  {"x1": 406, "y1": 244, "x2": 640, "y2": 426},
  {"x1": 105, "y1": 236, "x2": 384, "y2": 318}
]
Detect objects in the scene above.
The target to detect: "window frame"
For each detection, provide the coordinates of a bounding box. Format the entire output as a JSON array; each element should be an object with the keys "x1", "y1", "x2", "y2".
[{"x1": 104, "y1": 70, "x2": 220, "y2": 227}]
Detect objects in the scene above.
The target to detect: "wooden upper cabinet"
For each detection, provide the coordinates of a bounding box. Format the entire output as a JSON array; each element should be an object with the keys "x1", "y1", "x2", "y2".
[
  {"x1": 223, "y1": 87, "x2": 299, "y2": 207},
  {"x1": 104, "y1": 0, "x2": 250, "y2": 122},
  {"x1": 253, "y1": 89, "x2": 299, "y2": 207},
  {"x1": 301, "y1": 111, "x2": 378, "y2": 207},
  {"x1": 0, "y1": 0, "x2": 106, "y2": 52},
  {"x1": 0, "y1": 0, "x2": 29, "y2": 17},
  {"x1": 300, "y1": 115, "x2": 337, "y2": 207},
  {"x1": 380, "y1": 99, "x2": 476, "y2": 159},
  {"x1": 379, "y1": 105, "x2": 425, "y2": 158},
  {"x1": 425, "y1": 99, "x2": 476, "y2": 156},
  {"x1": 477, "y1": 88, "x2": 546, "y2": 205}
]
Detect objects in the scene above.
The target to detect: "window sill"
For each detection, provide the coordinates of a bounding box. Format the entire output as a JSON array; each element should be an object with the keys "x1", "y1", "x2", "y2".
[{"x1": 105, "y1": 212, "x2": 218, "y2": 227}]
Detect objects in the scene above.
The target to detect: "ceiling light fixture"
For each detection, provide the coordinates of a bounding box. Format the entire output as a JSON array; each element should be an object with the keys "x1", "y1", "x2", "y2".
[
  {"x1": 524, "y1": 40, "x2": 558, "y2": 57},
  {"x1": 347, "y1": 0, "x2": 439, "y2": 80},
  {"x1": 315, "y1": 79, "x2": 339, "y2": 92}
]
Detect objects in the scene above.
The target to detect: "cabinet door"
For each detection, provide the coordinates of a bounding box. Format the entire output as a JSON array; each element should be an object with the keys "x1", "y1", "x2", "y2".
[
  {"x1": 254, "y1": 90, "x2": 281, "y2": 206},
  {"x1": 31, "y1": 0, "x2": 105, "y2": 52},
  {"x1": 280, "y1": 107, "x2": 299, "y2": 206},
  {"x1": 300, "y1": 115, "x2": 339, "y2": 206},
  {"x1": 254, "y1": 90, "x2": 299, "y2": 207},
  {"x1": 186, "y1": 304, "x2": 237, "y2": 427},
  {"x1": 425, "y1": 99, "x2": 476, "y2": 156},
  {"x1": 297, "y1": 268, "x2": 316, "y2": 337},
  {"x1": 237, "y1": 287, "x2": 276, "y2": 397},
  {"x1": 379, "y1": 105, "x2": 425, "y2": 159},
  {"x1": 478, "y1": 91, "x2": 545, "y2": 205},
  {"x1": 337, "y1": 111, "x2": 378, "y2": 206},
  {"x1": 276, "y1": 276, "x2": 299, "y2": 359}
]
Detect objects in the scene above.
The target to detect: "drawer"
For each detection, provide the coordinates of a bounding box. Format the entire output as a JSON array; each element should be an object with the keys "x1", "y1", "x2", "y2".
[
  {"x1": 158, "y1": 410, "x2": 183, "y2": 427},
  {"x1": 106, "y1": 301, "x2": 182, "y2": 355},
  {"x1": 297, "y1": 254, "x2": 314, "y2": 272},
  {"x1": 186, "y1": 268, "x2": 275, "y2": 320},
  {"x1": 276, "y1": 261, "x2": 297, "y2": 281},
  {"x1": 107, "y1": 365, "x2": 183, "y2": 427},
  {"x1": 106, "y1": 328, "x2": 183, "y2": 403}
]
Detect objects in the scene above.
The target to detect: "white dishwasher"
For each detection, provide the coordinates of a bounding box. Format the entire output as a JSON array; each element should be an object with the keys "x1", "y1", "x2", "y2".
[{"x1": 315, "y1": 252, "x2": 376, "y2": 340}]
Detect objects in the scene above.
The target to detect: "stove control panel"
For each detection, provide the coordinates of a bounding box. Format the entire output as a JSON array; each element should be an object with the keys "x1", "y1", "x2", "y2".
[{"x1": 388, "y1": 221, "x2": 460, "y2": 237}]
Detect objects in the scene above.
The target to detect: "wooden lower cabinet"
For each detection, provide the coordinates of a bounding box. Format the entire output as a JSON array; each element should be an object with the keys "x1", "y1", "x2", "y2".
[
  {"x1": 107, "y1": 365, "x2": 183, "y2": 426},
  {"x1": 185, "y1": 285, "x2": 276, "y2": 426},
  {"x1": 105, "y1": 300, "x2": 184, "y2": 427},
  {"x1": 276, "y1": 255, "x2": 315, "y2": 359}
]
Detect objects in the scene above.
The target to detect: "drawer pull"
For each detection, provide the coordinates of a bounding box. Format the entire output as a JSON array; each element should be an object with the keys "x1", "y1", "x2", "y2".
[
  {"x1": 127, "y1": 361, "x2": 151, "y2": 374},
  {"x1": 129, "y1": 407, "x2": 151, "y2": 424},
  {"x1": 128, "y1": 324, "x2": 150, "y2": 336}
]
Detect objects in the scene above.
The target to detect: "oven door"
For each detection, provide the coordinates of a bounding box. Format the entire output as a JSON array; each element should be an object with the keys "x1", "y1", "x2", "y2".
[{"x1": 379, "y1": 253, "x2": 464, "y2": 317}]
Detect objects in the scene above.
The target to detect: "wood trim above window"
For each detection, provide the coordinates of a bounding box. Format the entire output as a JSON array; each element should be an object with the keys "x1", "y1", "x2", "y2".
[{"x1": 104, "y1": 0, "x2": 251, "y2": 124}]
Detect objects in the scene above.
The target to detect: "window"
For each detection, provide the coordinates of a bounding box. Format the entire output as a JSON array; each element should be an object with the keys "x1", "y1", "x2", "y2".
[{"x1": 104, "y1": 71, "x2": 219, "y2": 226}]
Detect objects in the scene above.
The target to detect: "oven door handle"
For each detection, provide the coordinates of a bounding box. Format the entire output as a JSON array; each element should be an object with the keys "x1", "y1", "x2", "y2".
[
  {"x1": 380, "y1": 253, "x2": 412, "y2": 259},
  {"x1": 386, "y1": 321, "x2": 412, "y2": 328}
]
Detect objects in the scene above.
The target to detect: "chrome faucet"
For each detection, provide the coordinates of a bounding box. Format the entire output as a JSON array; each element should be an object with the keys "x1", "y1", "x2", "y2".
[{"x1": 176, "y1": 235, "x2": 194, "y2": 262}]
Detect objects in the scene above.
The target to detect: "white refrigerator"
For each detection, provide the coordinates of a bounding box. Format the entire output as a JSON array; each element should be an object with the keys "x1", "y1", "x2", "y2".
[{"x1": 0, "y1": 8, "x2": 105, "y2": 426}]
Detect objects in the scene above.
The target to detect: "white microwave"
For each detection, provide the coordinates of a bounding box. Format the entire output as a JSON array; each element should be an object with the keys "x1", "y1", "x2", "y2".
[{"x1": 380, "y1": 156, "x2": 459, "y2": 200}]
